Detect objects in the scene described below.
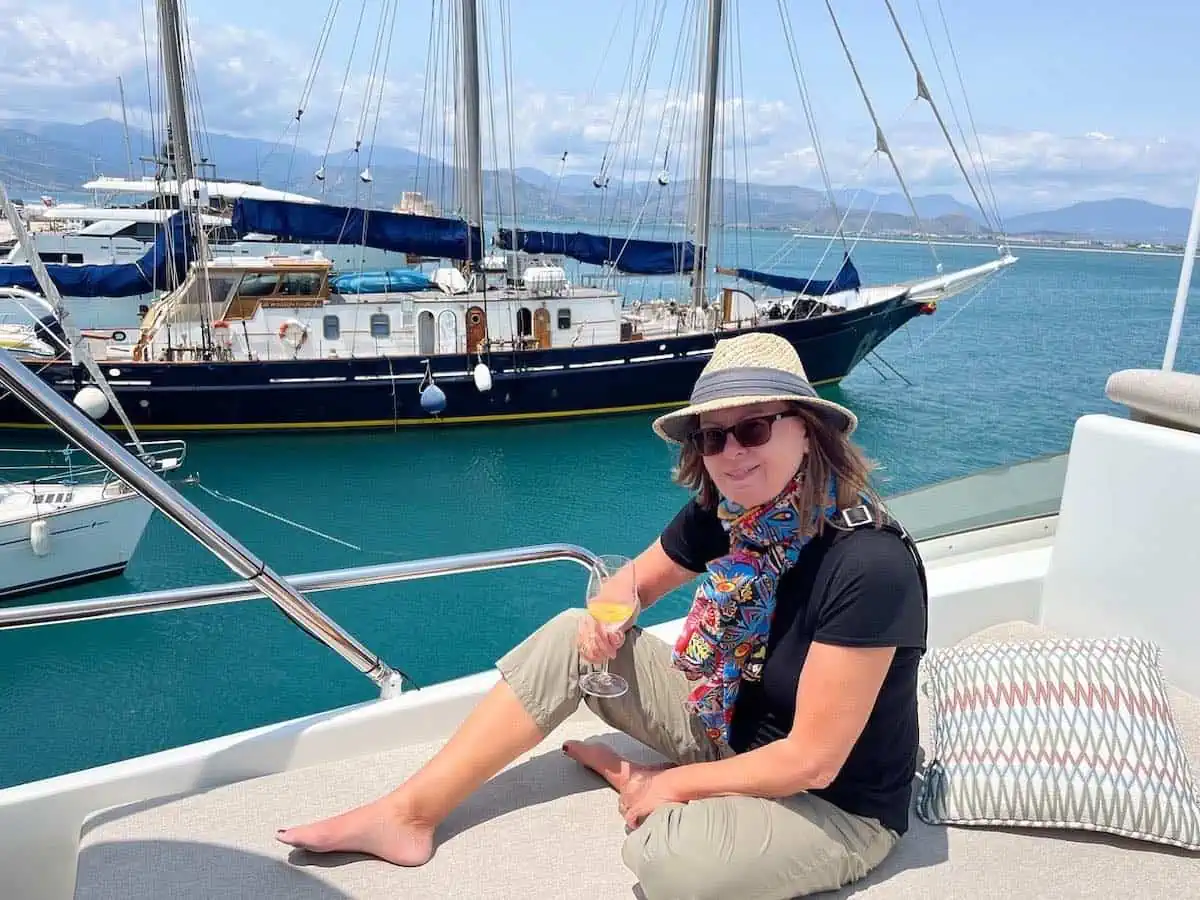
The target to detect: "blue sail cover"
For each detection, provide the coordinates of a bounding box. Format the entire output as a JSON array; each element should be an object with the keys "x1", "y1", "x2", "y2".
[
  {"x1": 729, "y1": 255, "x2": 861, "y2": 296},
  {"x1": 495, "y1": 228, "x2": 699, "y2": 276},
  {"x1": 0, "y1": 212, "x2": 194, "y2": 298},
  {"x1": 232, "y1": 199, "x2": 482, "y2": 262}
]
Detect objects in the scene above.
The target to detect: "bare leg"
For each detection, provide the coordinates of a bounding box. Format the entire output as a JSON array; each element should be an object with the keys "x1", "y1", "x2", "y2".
[
  {"x1": 276, "y1": 608, "x2": 719, "y2": 867},
  {"x1": 276, "y1": 678, "x2": 542, "y2": 865}
]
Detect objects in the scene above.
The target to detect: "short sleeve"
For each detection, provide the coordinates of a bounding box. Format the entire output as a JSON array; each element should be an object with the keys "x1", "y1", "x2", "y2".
[
  {"x1": 812, "y1": 529, "x2": 927, "y2": 650},
  {"x1": 659, "y1": 498, "x2": 730, "y2": 573}
]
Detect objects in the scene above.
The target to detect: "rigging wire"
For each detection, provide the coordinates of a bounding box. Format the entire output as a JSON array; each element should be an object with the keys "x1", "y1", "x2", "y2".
[
  {"x1": 733, "y1": 0, "x2": 754, "y2": 270},
  {"x1": 414, "y1": 0, "x2": 440, "y2": 203},
  {"x1": 823, "y1": 0, "x2": 943, "y2": 273},
  {"x1": 354, "y1": 0, "x2": 392, "y2": 157},
  {"x1": 612, "y1": 0, "x2": 669, "y2": 231},
  {"x1": 554, "y1": 0, "x2": 631, "y2": 215},
  {"x1": 924, "y1": 0, "x2": 1007, "y2": 236},
  {"x1": 593, "y1": 0, "x2": 651, "y2": 216},
  {"x1": 139, "y1": 0, "x2": 160, "y2": 173},
  {"x1": 498, "y1": 0, "x2": 521, "y2": 237},
  {"x1": 883, "y1": 0, "x2": 998, "y2": 238},
  {"x1": 274, "y1": 0, "x2": 345, "y2": 190},
  {"x1": 774, "y1": 0, "x2": 847, "y2": 257},
  {"x1": 178, "y1": 1, "x2": 213, "y2": 177},
  {"x1": 347, "y1": 0, "x2": 400, "y2": 272},
  {"x1": 433, "y1": 4, "x2": 451, "y2": 213},
  {"x1": 365, "y1": 0, "x2": 401, "y2": 173},
  {"x1": 480, "y1": 1, "x2": 503, "y2": 233},
  {"x1": 641, "y1": 0, "x2": 701, "y2": 297},
  {"x1": 318, "y1": 0, "x2": 371, "y2": 197},
  {"x1": 641, "y1": 0, "x2": 698, "y2": 280}
]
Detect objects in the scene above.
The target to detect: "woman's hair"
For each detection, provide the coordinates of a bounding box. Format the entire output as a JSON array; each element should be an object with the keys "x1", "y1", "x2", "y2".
[{"x1": 672, "y1": 402, "x2": 882, "y2": 536}]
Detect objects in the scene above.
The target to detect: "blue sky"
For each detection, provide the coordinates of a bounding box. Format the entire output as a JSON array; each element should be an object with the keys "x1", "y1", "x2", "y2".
[
  {"x1": 203, "y1": 0, "x2": 1197, "y2": 139},
  {"x1": 1, "y1": 0, "x2": 1197, "y2": 212}
]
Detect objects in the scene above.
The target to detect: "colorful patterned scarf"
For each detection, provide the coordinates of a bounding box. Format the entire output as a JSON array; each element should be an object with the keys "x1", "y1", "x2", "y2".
[{"x1": 671, "y1": 473, "x2": 840, "y2": 747}]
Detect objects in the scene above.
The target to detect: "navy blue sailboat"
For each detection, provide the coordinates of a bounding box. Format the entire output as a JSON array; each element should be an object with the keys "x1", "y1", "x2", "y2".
[
  {"x1": 0, "y1": 0, "x2": 1007, "y2": 435},
  {"x1": 0, "y1": 220, "x2": 930, "y2": 434}
]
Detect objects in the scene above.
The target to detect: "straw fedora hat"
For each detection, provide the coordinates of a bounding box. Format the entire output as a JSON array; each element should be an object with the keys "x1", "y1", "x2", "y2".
[{"x1": 651, "y1": 331, "x2": 858, "y2": 444}]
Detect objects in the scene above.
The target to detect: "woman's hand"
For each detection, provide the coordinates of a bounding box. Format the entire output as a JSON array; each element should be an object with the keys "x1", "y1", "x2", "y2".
[
  {"x1": 618, "y1": 769, "x2": 684, "y2": 829},
  {"x1": 577, "y1": 612, "x2": 625, "y2": 664}
]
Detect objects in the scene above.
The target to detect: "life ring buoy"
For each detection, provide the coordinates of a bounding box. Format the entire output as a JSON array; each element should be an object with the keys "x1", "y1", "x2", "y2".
[{"x1": 277, "y1": 318, "x2": 308, "y2": 349}]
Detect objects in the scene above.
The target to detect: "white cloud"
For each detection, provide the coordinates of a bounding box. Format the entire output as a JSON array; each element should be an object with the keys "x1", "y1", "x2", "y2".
[
  {"x1": 0, "y1": 0, "x2": 1195, "y2": 214},
  {"x1": 3, "y1": 1, "x2": 143, "y2": 90},
  {"x1": 864, "y1": 127, "x2": 1200, "y2": 211}
]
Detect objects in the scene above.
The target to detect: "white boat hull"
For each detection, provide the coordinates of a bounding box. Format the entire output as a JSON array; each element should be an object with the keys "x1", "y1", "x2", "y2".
[{"x1": 0, "y1": 493, "x2": 154, "y2": 599}]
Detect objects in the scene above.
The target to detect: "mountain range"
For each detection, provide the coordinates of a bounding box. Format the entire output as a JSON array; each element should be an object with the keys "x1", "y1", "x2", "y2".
[{"x1": 0, "y1": 118, "x2": 1192, "y2": 245}]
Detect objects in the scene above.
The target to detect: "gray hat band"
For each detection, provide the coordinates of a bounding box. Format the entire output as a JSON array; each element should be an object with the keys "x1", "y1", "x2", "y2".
[{"x1": 689, "y1": 366, "x2": 818, "y2": 405}]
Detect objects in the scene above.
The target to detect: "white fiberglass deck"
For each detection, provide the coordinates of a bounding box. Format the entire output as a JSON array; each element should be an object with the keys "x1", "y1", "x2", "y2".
[{"x1": 72, "y1": 619, "x2": 1200, "y2": 900}]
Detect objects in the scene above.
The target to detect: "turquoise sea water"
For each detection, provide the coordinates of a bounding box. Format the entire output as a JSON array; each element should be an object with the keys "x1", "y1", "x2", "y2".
[{"x1": 1, "y1": 235, "x2": 1198, "y2": 788}]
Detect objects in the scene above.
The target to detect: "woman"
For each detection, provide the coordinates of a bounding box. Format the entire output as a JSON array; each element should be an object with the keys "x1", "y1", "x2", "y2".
[{"x1": 277, "y1": 331, "x2": 928, "y2": 900}]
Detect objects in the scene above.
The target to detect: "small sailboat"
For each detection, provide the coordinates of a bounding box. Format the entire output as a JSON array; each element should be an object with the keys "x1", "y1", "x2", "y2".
[
  {"x1": 0, "y1": 180, "x2": 188, "y2": 599},
  {"x1": 0, "y1": 440, "x2": 185, "y2": 599}
]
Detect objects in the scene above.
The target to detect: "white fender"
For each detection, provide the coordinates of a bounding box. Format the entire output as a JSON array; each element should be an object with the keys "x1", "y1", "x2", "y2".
[
  {"x1": 30, "y1": 518, "x2": 51, "y2": 557},
  {"x1": 73, "y1": 385, "x2": 109, "y2": 420},
  {"x1": 473, "y1": 362, "x2": 493, "y2": 392}
]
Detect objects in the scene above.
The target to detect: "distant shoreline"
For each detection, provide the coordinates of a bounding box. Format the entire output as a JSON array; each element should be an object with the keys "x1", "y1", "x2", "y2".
[
  {"x1": 542, "y1": 218, "x2": 1188, "y2": 258},
  {"x1": 787, "y1": 232, "x2": 1186, "y2": 259}
]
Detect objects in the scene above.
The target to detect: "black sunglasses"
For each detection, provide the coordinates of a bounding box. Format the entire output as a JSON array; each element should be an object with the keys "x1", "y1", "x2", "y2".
[{"x1": 687, "y1": 409, "x2": 801, "y2": 456}]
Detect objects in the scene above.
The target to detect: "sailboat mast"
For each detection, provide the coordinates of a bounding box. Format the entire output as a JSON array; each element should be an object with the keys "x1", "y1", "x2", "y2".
[
  {"x1": 154, "y1": 0, "x2": 216, "y2": 348},
  {"x1": 458, "y1": 0, "x2": 484, "y2": 240},
  {"x1": 117, "y1": 77, "x2": 135, "y2": 179},
  {"x1": 156, "y1": 0, "x2": 195, "y2": 187},
  {"x1": 691, "y1": 0, "x2": 724, "y2": 309}
]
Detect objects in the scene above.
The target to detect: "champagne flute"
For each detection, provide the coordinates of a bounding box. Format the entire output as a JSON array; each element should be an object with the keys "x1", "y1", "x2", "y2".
[{"x1": 579, "y1": 554, "x2": 639, "y2": 699}]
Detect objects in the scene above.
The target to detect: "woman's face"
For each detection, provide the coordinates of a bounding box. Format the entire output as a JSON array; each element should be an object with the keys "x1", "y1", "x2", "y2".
[{"x1": 696, "y1": 400, "x2": 810, "y2": 508}]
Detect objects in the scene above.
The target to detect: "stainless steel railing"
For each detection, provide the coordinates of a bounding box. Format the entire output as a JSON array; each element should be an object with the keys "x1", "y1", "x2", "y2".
[
  {"x1": 0, "y1": 543, "x2": 603, "y2": 628},
  {"x1": 0, "y1": 347, "x2": 602, "y2": 698}
]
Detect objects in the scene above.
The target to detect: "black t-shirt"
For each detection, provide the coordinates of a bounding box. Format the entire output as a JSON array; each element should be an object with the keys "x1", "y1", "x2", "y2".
[{"x1": 659, "y1": 498, "x2": 928, "y2": 835}]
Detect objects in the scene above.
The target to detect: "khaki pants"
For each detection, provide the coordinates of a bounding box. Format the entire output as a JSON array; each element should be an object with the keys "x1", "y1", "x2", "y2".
[{"x1": 497, "y1": 609, "x2": 899, "y2": 900}]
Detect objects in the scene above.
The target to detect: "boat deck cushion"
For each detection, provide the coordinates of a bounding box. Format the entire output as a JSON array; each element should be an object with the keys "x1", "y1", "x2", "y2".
[
  {"x1": 916, "y1": 631, "x2": 1200, "y2": 850},
  {"x1": 1105, "y1": 369, "x2": 1200, "y2": 433},
  {"x1": 75, "y1": 621, "x2": 1200, "y2": 899}
]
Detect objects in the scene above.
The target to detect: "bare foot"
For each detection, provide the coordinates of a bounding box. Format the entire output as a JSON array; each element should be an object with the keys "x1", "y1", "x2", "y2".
[
  {"x1": 276, "y1": 796, "x2": 435, "y2": 867},
  {"x1": 562, "y1": 740, "x2": 673, "y2": 792}
]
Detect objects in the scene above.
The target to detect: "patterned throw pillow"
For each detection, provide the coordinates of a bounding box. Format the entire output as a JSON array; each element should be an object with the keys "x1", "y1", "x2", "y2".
[{"x1": 916, "y1": 636, "x2": 1200, "y2": 850}]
